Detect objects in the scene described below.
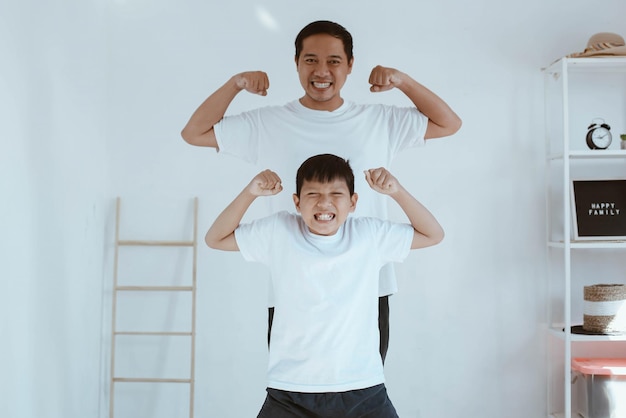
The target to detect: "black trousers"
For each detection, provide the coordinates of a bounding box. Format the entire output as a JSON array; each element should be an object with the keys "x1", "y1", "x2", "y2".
[
  {"x1": 267, "y1": 295, "x2": 391, "y2": 364},
  {"x1": 257, "y1": 383, "x2": 398, "y2": 418}
]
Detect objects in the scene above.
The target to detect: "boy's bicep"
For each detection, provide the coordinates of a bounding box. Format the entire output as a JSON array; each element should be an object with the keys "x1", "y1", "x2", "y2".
[{"x1": 212, "y1": 233, "x2": 240, "y2": 252}]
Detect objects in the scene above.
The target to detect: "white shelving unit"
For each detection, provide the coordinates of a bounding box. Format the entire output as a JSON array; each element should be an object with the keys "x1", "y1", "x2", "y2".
[{"x1": 543, "y1": 57, "x2": 626, "y2": 418}]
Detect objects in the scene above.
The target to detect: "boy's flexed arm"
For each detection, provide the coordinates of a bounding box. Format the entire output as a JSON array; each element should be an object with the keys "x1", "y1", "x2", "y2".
[
  {"x1": 365, "y1": 168, "x2": 444, "y2": 249},
  {"x1": 181, "y1": 71, "x2": 270, "y2": 148},
  {"x1": 205, "y1": 170, "x2": 282, "y2": 251}
]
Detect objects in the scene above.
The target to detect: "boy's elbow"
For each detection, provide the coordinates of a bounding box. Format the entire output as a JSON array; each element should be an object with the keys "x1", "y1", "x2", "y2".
[
  {"x1": 204, "y1": 233, "x2": 220, "y2": 249},
  {"x1": 432, "y1": 228, "x2": 445, "y2": 245}
]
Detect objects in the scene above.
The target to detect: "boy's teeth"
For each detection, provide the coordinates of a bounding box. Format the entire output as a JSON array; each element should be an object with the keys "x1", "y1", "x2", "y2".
[{"x1": 317, "y1": 213, "x2": 333, "y2": 221}]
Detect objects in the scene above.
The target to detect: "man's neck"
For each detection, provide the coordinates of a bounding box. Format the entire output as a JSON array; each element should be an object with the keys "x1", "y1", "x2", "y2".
[{"x1": 299, "y1": 96, "x2": 344, "y2": 111}]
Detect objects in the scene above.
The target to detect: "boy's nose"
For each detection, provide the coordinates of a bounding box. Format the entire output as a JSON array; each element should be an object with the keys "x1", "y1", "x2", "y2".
[{"x1": 316, "y1": 196, "x2": 332, "y2": 207}]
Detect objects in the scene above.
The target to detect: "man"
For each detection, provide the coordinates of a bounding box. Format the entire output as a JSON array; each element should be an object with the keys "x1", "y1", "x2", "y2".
[{"x1": 181, "y1": 20, "x2": 461, "y2": 361}]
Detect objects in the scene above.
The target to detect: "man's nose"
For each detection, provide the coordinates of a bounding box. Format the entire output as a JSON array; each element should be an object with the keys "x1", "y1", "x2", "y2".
[{"x1": 314, "y1": 62, "x2": 329, "y2": 75}]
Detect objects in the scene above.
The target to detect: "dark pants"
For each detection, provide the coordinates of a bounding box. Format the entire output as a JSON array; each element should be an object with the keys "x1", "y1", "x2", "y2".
[
  {"x1": 268, "y1": 295, "x2": 390, "y2": 364},
  {"x1": 257, "y1": 384, "x2": 399, "y2": 418}
]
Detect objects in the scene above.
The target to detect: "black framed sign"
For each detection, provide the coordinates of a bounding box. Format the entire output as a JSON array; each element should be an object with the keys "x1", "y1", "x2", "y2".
[{"x1": 570, "y1": 179, "x2": 626, "y2": 240}]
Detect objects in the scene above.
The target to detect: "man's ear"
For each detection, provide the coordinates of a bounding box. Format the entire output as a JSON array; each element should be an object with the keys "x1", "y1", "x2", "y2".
[
  {"x1": 293, "y1": 194, "x2": 301, "y2": 212},
  {"x1": 347, "y1": 56, "x2": 354, "y2": 74},
  {"x1": 350, "y1": 193, "x2": 358, "y2": 212}
]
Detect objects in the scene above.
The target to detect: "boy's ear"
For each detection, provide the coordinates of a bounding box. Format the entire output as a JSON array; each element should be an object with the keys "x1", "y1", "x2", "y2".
[
  {"x1": 292, "y1": 194, "x2": 301, "y2": 212},
  {"x1": 350, "y1": 193, "x2": 358, "y2": 212}
]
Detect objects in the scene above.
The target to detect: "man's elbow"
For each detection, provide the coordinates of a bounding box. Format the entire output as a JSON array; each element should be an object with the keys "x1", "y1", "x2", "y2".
[
  {"x1": 181, "y1": 127, "x2": 219, "y2": 148},
  {"x1": 425, "y1": 116, "x2": 462, "y2": 140},
  {"x1": 440, "y1": 115, "x2": 462, "y2": 138},
  {"x1": 181, "y1": 128, "x2": 200, "y2": 146},
  {"x1": 448, "y1": 115, "x2": 462, "y2": 136}
]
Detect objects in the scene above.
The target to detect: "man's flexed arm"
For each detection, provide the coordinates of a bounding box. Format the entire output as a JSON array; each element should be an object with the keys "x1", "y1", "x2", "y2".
[
  {"x1": 205, "y1": 170, "x2": 282, "y2": 251},
  {"x1": 368, "y1": 65, "x2": 462, "y2": 140},
  {"x1": 365, "y1": 167, "x2": 444, "y2": 249},
  {"x1": 181, "y1": 71, "x2": 270, "y2": 147}
]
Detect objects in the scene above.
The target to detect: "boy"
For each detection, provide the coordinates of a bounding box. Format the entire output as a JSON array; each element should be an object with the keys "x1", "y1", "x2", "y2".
[{"x1": 206, "y1": 154, "x2": 444, "y2": 417}]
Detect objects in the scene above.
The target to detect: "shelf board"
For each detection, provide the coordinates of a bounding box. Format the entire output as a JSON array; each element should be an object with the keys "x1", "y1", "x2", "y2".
[
  {"x1": 548, "y1": 150, "x2": 626, "y2": 160},
  {"x1": 549, "y1": 327, "x2": 626, "y2": 342},
  {"x1": 543, "y1": 57, "x2": 626, "y2": 73},
  {"x1": 548, "y1": 240, "x2": 626, "y2": 249}
]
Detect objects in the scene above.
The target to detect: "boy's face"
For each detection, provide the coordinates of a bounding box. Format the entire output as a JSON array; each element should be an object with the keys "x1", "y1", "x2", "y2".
[
  {"x1": 293, "y1": 178, "x2": 357, "y2": 236},
  {"x1": 295, "y1": 34, "x2": 353, "y2": 111}
]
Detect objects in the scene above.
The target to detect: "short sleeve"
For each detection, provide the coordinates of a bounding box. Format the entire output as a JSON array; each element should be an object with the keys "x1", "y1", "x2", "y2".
[
  {"x1": 359, "y1": 217, "x2": 414, "y2": 264},
  {"x1": 213, "y1": 110, "x2": 260, "y2": 164}
]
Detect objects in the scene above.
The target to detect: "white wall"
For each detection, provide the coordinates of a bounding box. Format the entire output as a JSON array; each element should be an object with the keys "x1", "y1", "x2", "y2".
[
  {"x1": 1, "y1": 1, "x2": 110, "y2": 417},
  {"x1": 3, "y1": 0, "x2": 626, "y2": 417}
]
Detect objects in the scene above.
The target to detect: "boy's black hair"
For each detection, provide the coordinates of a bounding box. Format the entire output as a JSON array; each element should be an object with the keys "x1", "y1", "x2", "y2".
[
  {"x1": 296, "y1": 154, "x2": 355, "y2": 196},
  {"x1": 294, "y1": 20, "x2": 354, "y2": 62}
]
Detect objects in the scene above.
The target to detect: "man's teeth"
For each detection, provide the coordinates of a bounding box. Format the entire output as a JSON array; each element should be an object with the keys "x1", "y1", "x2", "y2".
[
  {"x1": 316, "y1": 213, "x2": 334, "y2": 221},
  {"x1": 313, "y1": 82, "x2": 330, "y2": 88}
]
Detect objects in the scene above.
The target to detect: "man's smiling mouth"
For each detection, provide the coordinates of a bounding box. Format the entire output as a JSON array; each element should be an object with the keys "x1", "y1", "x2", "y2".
[{"x1": 312, "y1": 82, "x2": 331, "y2": 89}]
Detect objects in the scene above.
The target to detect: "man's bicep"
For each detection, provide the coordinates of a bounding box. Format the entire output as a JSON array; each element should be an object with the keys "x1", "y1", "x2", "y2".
[{"x1": 182, "y1": 126, "x2": 219, "y2": 148}]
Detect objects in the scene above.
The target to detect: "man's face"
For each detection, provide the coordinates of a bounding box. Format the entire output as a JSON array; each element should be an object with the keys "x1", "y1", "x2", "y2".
[
  {"x1": 295, "y1": 34, "x2": 353, "y2": 111},
  {"x1": 293, "y1": 178, "x2": 357, "y2": 236}
]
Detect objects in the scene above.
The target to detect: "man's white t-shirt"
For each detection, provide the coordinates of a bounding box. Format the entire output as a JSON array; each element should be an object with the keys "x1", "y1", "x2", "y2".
[
  {"x1": 214, "y1": 99, "x2": 428, "y2": 297},
  {"x1": 234, "y1": 212, "x2": 414, "y2": 392}
]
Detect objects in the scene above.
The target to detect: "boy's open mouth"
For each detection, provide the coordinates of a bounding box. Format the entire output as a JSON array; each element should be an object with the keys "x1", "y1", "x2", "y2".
[{"x1": 315, "y1": 213, "x2": 335, "y2": 221}]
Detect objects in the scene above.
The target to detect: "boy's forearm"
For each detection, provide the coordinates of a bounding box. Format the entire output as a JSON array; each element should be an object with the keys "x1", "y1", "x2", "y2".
[
  {"x1": 389, "y1": 186, "x2": 444, "y2": 248},
  {"x1": 205, "y1": 188, "x2": 257, "y2": 250}
]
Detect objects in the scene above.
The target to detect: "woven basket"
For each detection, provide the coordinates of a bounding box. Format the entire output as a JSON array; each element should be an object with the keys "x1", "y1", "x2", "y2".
[{"x1": 583, "y1": 284, "x2": 626, "y2": 334}]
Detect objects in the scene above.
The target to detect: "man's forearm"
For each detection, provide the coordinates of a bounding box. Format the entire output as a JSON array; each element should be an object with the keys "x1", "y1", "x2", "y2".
[
  {"x1": 181, "y1": 77, "x2": 241, "y2": 146},
  {"x1": 397, "y1": 74, "x2": 461, "y2": 139}
]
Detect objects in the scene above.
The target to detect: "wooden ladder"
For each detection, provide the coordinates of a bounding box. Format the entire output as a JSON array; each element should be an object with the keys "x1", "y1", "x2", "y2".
[{"x1": 109, "y1": 197, "x2": 198, "y2": 418}]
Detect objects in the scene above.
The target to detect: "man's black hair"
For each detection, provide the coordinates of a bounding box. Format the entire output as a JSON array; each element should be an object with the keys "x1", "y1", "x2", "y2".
[{"x1": 295, "y1": 20, "x2": 353, "y2": 62}]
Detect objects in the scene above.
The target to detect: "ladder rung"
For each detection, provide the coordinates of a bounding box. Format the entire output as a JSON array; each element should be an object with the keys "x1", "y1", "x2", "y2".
[
  {"x1": 118, "y1": 239, "x2": 194, "y2": 247},
  {"x1": 113, "y1": 377, "x2": 192, "y2": 384},
  {"x1": 116, "y1": 285, "x2": 193, "y2": 292},
  {"x1": 115, "y1": 331, "x2": 193, "y2": 336}
]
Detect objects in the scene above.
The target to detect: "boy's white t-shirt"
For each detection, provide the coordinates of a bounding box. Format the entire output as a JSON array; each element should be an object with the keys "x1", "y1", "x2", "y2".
[
  {"x1": 215, "y1": 100, "x2": 427, "y2": 298},
  {"x1": 234, "y1": 211, "x2": 414, "y2": 393}
]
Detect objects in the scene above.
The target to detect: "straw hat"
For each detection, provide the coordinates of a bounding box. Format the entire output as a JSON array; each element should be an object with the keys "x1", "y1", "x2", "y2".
[{"x1": 568, "y1": 32, "x2": 626, "y2": 57}]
